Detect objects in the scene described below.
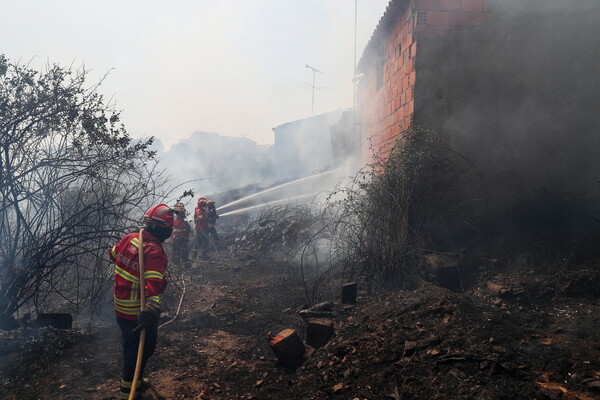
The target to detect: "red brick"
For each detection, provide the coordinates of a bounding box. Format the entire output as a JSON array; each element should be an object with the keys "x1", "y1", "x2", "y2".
[
  {"x1": 401, "y1": 37, "x2": 412, "y2": 53},
  {"x1": 401, "y1": 24, "x2": 409, "y2": 38},
  {"x1": 448, "y1": 11, "x2": 489, "y2": 25},
  {"x1": 393, "y1": 19, "x2": 403, "y2": 36},
  {"x1": 411, "y1": 42, "x2": 418, "y2": 57},
  {"x1": 440, "y1": 0, "x2": 461, "y2": 9},
  {"x1": 399, "y1": 118, "x2": 407, "y2": 131},
  {"x1": 416, "y1": 0, "x2": 439, "y2": 10},
  {"x1": 427, "y1": 11, "x2": 450, "y2": 25},
  {"x1": 416, "y1": 24, "x2": 451, "y2": 35},
  {"x1": 462, "y1": 0, "x2": 483, "y2": 11},
  {"x1": 386, "y1": 115, "x2": 394, "y2": 129}
]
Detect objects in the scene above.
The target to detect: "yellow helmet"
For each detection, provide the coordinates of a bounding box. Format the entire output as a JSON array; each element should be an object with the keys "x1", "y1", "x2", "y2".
[{"x1": 173, "y1": 201, "x2": 186, "y2": 214}]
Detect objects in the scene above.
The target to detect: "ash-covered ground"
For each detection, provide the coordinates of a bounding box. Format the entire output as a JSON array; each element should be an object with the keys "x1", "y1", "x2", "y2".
[{"x1": 0, "y1": 247, "x2": 598, "y2": 400}]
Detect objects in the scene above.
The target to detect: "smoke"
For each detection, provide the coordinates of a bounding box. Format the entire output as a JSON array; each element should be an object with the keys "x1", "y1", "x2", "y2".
[
  {"x1": 414, "y1": 0, "x2": 600, "y2": 239},
  {"x1": 155, "y1": 106, "x2": 363, "y2": 215},
  {"x1": 154, "y1": 131, "x2": 274, "y2": 206}
]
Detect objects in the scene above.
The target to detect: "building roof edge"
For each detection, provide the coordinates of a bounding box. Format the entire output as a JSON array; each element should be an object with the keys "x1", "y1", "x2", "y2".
[{"x1": 357, "y1": 0, "x2": 409, "y2": 73}]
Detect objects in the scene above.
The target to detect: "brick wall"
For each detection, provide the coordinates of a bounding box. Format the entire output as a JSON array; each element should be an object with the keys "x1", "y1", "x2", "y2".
[
  {"x1": 412, "y1": 0, "x2": 600, "y2": 239},
  {"x1": 358, "y1": 0, "x2": 600, "y2": 241},
  {"x1": 358, "y1": 0, "x2": 489, "y2": 163},
  {"x1": 415, "y1": 0, "x2": 489, "y2": 34},
  {"x1": 359, "y1": 2, "x2": 416, "y2": 162}
]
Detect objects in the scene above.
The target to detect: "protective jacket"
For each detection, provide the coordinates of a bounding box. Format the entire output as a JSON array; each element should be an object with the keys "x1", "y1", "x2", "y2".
[
  {"x1": 172, "y1": 217, "x2": 192, "y2": 240},
  {"x1": 194, "y1": 206, "x2": 209, "y2": 232},
  {"x1": 110, "y1": 231, "x2": 168, "y2": 320},
  {"x1": 207, "y1": 209, "x2": 219, "y2": 227}
]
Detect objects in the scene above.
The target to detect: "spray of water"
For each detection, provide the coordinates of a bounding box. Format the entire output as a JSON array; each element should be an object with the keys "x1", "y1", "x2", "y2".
[
  {"x1": 219, "y1": 192, "x2": 321, "y2": 217},
  {"x1": 217, "y1": 169, "x2": 341, "y2": 212}
]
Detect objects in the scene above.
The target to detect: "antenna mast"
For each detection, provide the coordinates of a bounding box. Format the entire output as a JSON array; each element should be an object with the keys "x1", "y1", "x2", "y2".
[{"x1": 306, "y1": 64, "x2": 323, "y2": 116}]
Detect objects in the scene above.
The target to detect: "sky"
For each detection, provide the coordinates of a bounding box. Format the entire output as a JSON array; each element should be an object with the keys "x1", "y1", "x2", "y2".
[{"x1": 1, "y1": 0, "x2": 390, "y2": 149}]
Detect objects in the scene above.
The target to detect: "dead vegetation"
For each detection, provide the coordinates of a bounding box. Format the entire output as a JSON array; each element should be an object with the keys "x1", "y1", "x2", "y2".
[
  {"x1": 0, "y1": 56, "x2": 167, "y2": 330},
  {"x1": 0, "y1": 247, "x2": 597, "y2": 400}
]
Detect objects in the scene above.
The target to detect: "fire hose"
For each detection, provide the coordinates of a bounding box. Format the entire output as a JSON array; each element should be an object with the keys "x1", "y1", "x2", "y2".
[
  {"x1": 129, "y1": 228, "x2": 146, "y2": 400},
  {"x1": 158, "y1": 277, "x2": 185, "y2": 330}
]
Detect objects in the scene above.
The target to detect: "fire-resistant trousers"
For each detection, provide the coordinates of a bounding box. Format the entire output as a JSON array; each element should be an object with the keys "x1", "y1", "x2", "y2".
[
  {"x1": 172, "y1": 238, "x2": 190, "y2": 265},
  {"x1": 117, "y1": 316, "x2": 159, "y2": 399},
  {"x1": 207, "y1": 226, "x2": 220, "y2": 245},
  {"x1": 195, "y1": 231, "x2": 209, "y2": 257}
]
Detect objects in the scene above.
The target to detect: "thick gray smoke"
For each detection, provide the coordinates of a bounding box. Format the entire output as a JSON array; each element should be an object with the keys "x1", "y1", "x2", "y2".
[
  {"x1": 156, "y1": 131, "x2": 275, "y2": 202},
  {"x1": 155, "y1": 113, "x2": 359, "y2": 212},
  {"x1": 415, "y1": 0, "x2": 600, "y2": 239}
]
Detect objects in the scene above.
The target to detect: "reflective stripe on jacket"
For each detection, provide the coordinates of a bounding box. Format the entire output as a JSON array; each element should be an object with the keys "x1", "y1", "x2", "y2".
[
  {"x1": 110, "y1": 231, "x2": 168, "y2": 320},
  {"x1": 172, "y1": 218, "x2": 192, "y2": 240},
  {"x1": 194, "y1": 206, "x2": 209, "y2": 232}
]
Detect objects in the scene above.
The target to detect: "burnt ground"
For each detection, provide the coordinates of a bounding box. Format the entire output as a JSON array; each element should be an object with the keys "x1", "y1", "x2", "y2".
[{"x1": 0, "y1": 251, "x2": 599, "y2": 400}]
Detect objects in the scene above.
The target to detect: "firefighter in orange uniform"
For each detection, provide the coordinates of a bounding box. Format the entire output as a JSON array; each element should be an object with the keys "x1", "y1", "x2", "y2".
[
  {"x1": 110, "y1": 204, "x2": 175, "y2": 400},
  {"x1": 171, "y1": 201, "x2": 192, "y2": 266}
]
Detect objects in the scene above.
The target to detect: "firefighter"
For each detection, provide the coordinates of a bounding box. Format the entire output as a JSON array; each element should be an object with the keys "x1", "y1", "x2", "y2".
[
  {"x1": 109, "y1": 204, "x2": 175, "y2": 400},
  {"x1": 206, "y1": 200, "x2": 220, "y2": 249},
  {"x1": 171, "y1": 201, "x2": 192, "y2": 266},
  {"x1": 194, "y1": 196, "x2": 210, "y2": 260}
]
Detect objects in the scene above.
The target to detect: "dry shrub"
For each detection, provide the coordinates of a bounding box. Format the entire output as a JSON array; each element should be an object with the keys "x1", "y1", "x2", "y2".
[
  {"x1": 220, "y1": 204, "x2": 322, "y2": 264},
  {"x1": 326, "y1": 126, "x2": 482, "y2": 290}
]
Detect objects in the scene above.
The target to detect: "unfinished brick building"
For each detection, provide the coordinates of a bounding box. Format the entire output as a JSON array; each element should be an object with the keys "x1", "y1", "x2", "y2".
[
  {"x1": 357, "y1": 0, "x2": 600, "y2": 240},
  {"x1": 357, "y1": 0, "x2": 489, "y2": 159}
]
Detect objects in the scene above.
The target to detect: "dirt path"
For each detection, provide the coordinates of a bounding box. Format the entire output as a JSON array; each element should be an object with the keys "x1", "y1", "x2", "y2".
[{"x1": 0, "y1": 255, "x2": 309, "y2": 400}]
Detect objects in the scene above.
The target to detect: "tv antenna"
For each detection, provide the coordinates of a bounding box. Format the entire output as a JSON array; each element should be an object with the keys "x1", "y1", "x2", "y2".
[{"x1": 306, "y1": 64, "x2": 323, "y2": 116}]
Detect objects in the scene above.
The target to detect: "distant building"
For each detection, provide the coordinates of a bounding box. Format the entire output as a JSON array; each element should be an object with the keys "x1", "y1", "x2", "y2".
[{"x1": 272, "y1": 110, "x2": 347, "y2": 180}]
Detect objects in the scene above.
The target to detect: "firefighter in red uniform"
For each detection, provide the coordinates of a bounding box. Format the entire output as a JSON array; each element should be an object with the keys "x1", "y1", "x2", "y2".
[
  {"x1": 194, "y1": 197, "x2": 210, "y2": 260},
  {"x1": 110, "y1": 204, "x2": 175, "y2": 400},
  {"x1": 171, "y1": 201, "x2": 192, "y2": 266}
]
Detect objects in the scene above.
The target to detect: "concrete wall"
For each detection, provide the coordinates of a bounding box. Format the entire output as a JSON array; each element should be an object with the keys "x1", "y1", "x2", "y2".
[{"x1": 273, "y1": 110, "x2": 344, "y2": 180}]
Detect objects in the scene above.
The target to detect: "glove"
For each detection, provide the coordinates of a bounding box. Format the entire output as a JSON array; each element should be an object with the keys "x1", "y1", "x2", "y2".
[{"x1": 133, "y1": 301, "x2": 161, "y2": 333}]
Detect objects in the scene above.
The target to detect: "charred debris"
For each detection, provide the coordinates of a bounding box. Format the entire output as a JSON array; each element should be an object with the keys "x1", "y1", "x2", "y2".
[{"x1": 1, "y1": 121, "x2": 599, "y2": 398}]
